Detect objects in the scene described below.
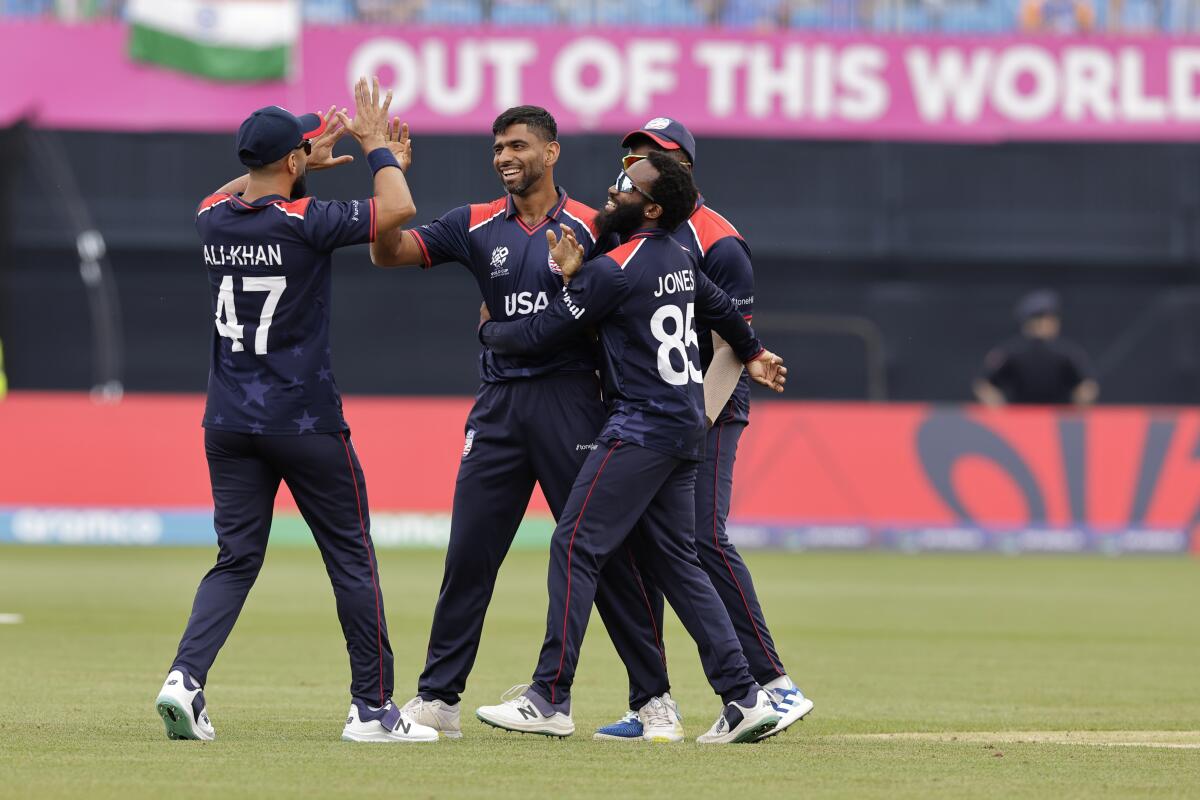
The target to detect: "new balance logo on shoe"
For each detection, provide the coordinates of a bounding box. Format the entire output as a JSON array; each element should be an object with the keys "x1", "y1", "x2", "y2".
[{"x1": 518, "y1": 705, "x2": 539, "y2": 721}]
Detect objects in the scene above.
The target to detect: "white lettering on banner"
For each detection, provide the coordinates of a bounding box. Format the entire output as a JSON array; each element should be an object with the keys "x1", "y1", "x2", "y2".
[
  {"x1": 348, "y1": 37, "x2": 536, "y2": 114},
  {"x1": 552, "y1": 37, "x2": 625, "y2": 118},
  {"x1": 694, "y1": 41, "x2": 746, "y2": 118},
  {"x1": 1119, "y1": 48, "x2": 1166, "y2": 122},
  {"x1": 840, "y1": 46, "x2": 889, "y2": 121},
  {"x1": 334, "y1": 33, "x2": 1200, "y2": 133},
  {"x1": 1062, "y1": 47, "x2": 1115, "y2": 122},
  {"x1": 12, "y1": 509, "x2": 162, "y2": 545},
  {"x1": 626, "y1": 40, "x2": 680, "y2": 114},
  {"x1": 992, "y1": 46, "x2": 1059, "y2": 123},
  {"x1": 906, "y1": 47, "x2": 993, "y2": 123}
]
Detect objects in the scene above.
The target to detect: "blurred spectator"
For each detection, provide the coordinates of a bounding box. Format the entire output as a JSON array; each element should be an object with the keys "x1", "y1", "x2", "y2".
[
  {"x1": 1020, "y1": 0, "x2": 1096, "y2": 32},
  {"x1": 973, "y1": 290, "x2": 1100, "y2": 407},
  {"x1": 718, "y1": 0, "x2": 789, "y2": 27}
]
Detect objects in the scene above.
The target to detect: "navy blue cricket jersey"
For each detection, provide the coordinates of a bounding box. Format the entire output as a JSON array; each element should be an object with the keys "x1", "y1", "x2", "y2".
[
  {"x1": 479, "y1": 229, "x2": 763, "y2": 461},
  {"x1": 197, "y1": 191, "x2": 376, "y2": 435},
  {"x1": 409, "y1": 188, "x2": 607, "y2": 383},
  {"x1": 673, "y1": 197, "x2": 755, "y2": 426}
]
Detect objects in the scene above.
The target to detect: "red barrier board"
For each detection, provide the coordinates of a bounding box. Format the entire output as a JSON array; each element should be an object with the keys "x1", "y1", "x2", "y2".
[{"x1": 4, "y1": 393, "x2": 1200, "y2": 537}]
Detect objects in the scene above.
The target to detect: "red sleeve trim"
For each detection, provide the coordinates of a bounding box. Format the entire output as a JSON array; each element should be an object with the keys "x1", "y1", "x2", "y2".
[
  {"x1": 409, "y1": 229, "x2": 433, "y2": 269},
  {"x1": 743, "y1": 314, "x2": 753, "y2": 321},
  {"x1": 197, "y1": 193, "x2": 231, "y2": 215},
  {"x1": 277, "y1": 196, "x2": 313, "y2": 218},
  {"x1": 369, "y1": 198, "x2": 377, "y2": 243},
  {"x1": 691, "y1": 205, "x2": 743, "y2": 252},
  {"x1": 469, "y1": 198, "x2": 506, "y2": 229},
  {"x1": 742, "y1": 347, "x2": 765, "y2": 365}
]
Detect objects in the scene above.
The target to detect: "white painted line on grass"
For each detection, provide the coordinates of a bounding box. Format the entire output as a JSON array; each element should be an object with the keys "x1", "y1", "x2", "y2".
[
  {"x1": 836, "y1": 731, "x2": 1200, "y2": 749},
  {"x1": 0, "y1": 613, "x2": 23, "y2": 624}
]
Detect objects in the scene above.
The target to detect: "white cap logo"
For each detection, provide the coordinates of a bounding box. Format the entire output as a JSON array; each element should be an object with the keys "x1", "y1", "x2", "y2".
[{"x1": 644, "y1": 118, "x2": 672, "y2": 130}]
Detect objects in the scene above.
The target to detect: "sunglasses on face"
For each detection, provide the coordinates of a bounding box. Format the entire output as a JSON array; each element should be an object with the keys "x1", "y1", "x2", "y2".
[
  {"x1": 295, "y1": 139, "x2": 312, "y2": 156},
  {"x1": 614, "y1": 168, "x2": 657, "y2": 203},
  {"x1": 622, "y1": 153, "x2": 692, "y2": 170}
]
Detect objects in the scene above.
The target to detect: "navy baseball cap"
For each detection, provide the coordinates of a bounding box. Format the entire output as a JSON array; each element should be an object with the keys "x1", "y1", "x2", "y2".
[
  {"x1": 1016, "y1": 289, "x2": 1061, "y2": 321},
  {"x1": 622, "y1": 117, "x2": 696, "y2": 165},
  {"x1": 236, "y1": 106, "x2": 327, "y2": 167}
]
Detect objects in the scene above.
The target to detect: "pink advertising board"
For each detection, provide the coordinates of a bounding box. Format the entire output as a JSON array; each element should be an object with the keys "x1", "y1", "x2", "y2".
[{"x1": 5, "y1": 21, "x2": 1200, "y2": 140}]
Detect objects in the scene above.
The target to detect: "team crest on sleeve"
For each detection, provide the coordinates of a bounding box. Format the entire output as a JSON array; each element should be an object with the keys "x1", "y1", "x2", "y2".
[
  {"x1": 462, "y1": 428, "x2": 477, "y2": 457},
  {"x1": 490, "y1": 246, "x2": 510, "y2": 278},
  {"x1": 644, "y1": 118, "x2": 672, "y2": 130}
]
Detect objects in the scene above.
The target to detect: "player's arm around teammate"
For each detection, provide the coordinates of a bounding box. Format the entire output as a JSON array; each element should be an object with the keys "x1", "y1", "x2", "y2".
[{"x1": 480, "y1": 225, "x2": 785, "y2": 392}]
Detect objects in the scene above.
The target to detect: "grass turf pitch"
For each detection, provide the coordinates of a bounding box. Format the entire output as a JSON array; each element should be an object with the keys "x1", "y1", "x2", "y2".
[{"x1": 1, "y1": 546, "x2": 1198, "y2": 798}]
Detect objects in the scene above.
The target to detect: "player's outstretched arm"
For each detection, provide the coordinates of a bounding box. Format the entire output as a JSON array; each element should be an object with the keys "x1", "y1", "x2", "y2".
[
  {"x1": 337, "y1": 75, "x2": 417, "y2": 234},
  {"x1": 703, "y1": 333, "x2": 745, "y2": 425},
  {"x1": 370, "y1": 117, "x2": 427, "y2": 267}
]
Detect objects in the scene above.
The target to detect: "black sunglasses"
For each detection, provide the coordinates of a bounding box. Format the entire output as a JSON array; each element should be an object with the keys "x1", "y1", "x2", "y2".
[
  {"x1": 614, "y1": 169, "x2": 656, "y2": 203},
  {"x1": 294, "y1": 139, "x2": 312, "y2": 156}
]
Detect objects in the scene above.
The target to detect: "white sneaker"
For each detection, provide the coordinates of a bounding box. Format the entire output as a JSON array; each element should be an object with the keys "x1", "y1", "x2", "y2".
[
  {"x1": 755, "y1": 675, "x2": 814, "y2": 742},
  {"x1": 696, "y1": 688, "x2": 780, "y2": 744},
  {"x1": 155, "y1": 669, "x2": 216, "y2": 741},
  {"x1": 475, "y1": 684, "x2": 575, "y2": 738},
  {"x1": 400, "y1": 695, "x2": 462, "y2": 739},
  {"x1": 342, "y1": 698, "x2": 439, "y2": 743},
  {"x1": 639, "y1": 693, "x2": 684, "y2": 743}
]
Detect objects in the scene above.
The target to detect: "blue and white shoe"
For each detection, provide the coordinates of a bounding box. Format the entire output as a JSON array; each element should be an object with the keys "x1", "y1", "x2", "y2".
[
  {"x1": 155, "y1": 669, "x2": 215, "y2": 741},
  {"x1": 755, "y1": 675, "x2": 814, "y2": 741},
  {"x1": 594, "y1": 710, "x2": 642, "y2": 741},
  {"x1": 594, "y1": 693, "x2": 683, "y2": 742}
]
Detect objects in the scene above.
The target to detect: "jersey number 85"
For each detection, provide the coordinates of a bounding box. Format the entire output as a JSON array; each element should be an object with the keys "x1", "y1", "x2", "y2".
[{"x1": 651, "y1": 302, "x2": 702, "y2": 386}]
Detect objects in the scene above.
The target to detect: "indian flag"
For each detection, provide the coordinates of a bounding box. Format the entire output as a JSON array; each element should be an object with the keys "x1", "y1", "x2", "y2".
[{"x1": 127, "y1": 0, "x2": 300, "y2": 82}]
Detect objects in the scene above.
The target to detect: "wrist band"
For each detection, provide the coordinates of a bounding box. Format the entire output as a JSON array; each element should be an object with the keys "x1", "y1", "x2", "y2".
[{"x1": 367, "y1": 147, "x2": 400, "y2": 175}]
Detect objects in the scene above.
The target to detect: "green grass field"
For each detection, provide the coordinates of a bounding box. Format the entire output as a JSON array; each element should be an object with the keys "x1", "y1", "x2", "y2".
[{"x1": 1, "y1": 546, "x2": 1198, "y2": 799}]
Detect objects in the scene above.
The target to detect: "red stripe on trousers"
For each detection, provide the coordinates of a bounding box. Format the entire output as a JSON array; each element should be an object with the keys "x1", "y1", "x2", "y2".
[
  {"x1": 551, "y1": 440, "x2": 623, "y2": 704},
  {"x1": 626, "y1": 545, "x2": 667, "y2": 670},
  {"x1": 341, "y1": 432, "x2": 386, "y2": 706},
  {"x1": 712, "y1": 423, "x2": 783, "y2": 676}
]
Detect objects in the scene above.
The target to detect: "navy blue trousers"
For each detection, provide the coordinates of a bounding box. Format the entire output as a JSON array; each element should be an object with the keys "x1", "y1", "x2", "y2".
[
  {"x1": 611, "y1": 421, "x2": 787, "y2": 702},
  {"x1": 531, "y1": 440, "x2": 756, "y2": 707},
  {"x1": 173, "y1": 429, "x2": 393, "y2": 706},
  {"x1": 417, "y1": 373, "x2": 668, "y2": 707}
]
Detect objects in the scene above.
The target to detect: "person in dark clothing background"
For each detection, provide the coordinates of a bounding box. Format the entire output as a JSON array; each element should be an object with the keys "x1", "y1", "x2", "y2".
[{"x1": 973, "y1": 289, "x2": 1099, "y2": 407}]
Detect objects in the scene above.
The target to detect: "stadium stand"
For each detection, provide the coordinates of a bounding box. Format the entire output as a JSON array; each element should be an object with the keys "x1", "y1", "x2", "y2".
[{"x1": 3, "y1": 0, "x2": 1200, "y2": 34}]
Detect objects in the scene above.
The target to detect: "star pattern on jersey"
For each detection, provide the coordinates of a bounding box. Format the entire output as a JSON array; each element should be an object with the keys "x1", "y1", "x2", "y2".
[
  {"x1": 674, "y1": 437, "x2": 685, "y2": 449},
  {"x1": 293, "y1": 410, "x2": 319, "y2": 434},
  {"x1": 211, "y1": 414, "x2": 224, "y2": 425},
  {"x1": 648, "y1": 399, "x2": 665, "y2": 411},
  {"x1": 249, "y1": 422, "x2": 265, "y2": 435},
  {"x1": 291, "y1": 345, "x2": 304, "y2": 357},
  {"x1": 287, "y1": 375, "x2": 304, "y2": 388},
  {"x1": 241, "y1": 376, "x2": 272, "y2": 407},
  {"x1": 221, "y1": 353, "x2": 235, "y2": 368},
  {"x1": 316, "y1": 365, "x2": 332, "y2": 383}
]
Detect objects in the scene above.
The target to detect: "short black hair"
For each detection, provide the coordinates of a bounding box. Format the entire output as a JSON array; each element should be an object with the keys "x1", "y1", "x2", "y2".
[
  {"x1": 645, "y1": 150, "x2": 697, "y2": 231},
  {"x1": 492, "y1": 105, "x2": 558, "y2": 142}
]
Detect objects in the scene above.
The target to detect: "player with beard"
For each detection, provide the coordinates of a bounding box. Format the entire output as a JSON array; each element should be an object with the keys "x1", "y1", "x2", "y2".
[
  {"x1": 592, "y1": 118, "x2": 815, "y2": 741},
  {"x1": 474, "y1": 152, "x2": 790, "y2": 743},
  {"x1": 369, "y1": 106, "x2": 676, "y2": 740}
]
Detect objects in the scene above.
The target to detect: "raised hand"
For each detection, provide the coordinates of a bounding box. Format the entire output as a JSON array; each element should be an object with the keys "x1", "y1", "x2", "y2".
[
  {"x1": 747, "y1": 350, "x2": 787, "y2": 393},
  {"x1": 386, "y1": 118, "x2": 412, "y2": 172},
  {"x1": 307, "y1": 105, "x2": 353, "y2": 171},
  {"x1": 546, "y1": 224, "x2": 585, "y2": 282},
  {"x1": 335, "y1": 75, "x2": 392, "y2": 152}
]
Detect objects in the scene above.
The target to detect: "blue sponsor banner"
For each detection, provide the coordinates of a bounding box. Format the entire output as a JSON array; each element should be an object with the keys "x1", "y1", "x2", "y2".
[
  {"x1": 1, "y1": 507, "x2": 1192, "y2": 555},
  {"x1": 727, "y1": 523, "x2": 1194, "y2": 555}
]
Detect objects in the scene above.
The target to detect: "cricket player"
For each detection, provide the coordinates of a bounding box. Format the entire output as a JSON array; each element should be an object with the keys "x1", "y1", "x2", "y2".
[
  {"x1": 154, "y1": 78, "x2": 437, "y2": 743},
  {"x1": 594, "y1": 119, "x2": 814, "y2": 740},
  {"x1": 474, "y1": 152, "x2": 790, "y2": 744},
  {"x1": 370, "y1": 106, "x2": 673, "y2": 739}
]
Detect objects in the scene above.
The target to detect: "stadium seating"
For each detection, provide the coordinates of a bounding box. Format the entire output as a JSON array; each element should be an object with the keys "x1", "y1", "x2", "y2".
[{"x1": 2, "y1": 0, "x2": 1199, "y2": 34}]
